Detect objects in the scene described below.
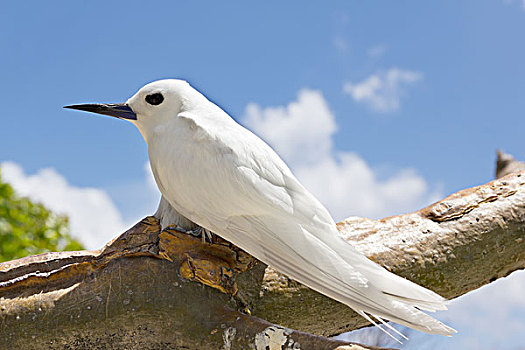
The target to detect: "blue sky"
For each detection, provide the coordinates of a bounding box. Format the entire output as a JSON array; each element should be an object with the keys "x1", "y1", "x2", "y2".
[{"x1": 1, "y1": 1, "x2": 525, "y2": 349}]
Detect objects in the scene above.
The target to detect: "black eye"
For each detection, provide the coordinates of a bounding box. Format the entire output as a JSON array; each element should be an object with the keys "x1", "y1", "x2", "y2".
[{"x1": 145, "y1": 93, "x2": 164, "y2": 105}]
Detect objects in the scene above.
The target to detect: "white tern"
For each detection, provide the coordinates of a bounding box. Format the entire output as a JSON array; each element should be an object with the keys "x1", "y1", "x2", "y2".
[{"x1": 65, "y1": 79, "x2": 456, "y2": 341}]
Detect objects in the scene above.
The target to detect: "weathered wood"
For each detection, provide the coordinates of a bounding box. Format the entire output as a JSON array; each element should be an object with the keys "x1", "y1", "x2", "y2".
[
  {"x1": 496, "y1": 150, "x2": 525, "y2": 179},
  {"x1": 0, "y1": 218, "x2": 383, "y2": 350},
  {"x1": 1, "y1": 156, "x2": 524, "y2": 349},
  {"x1": 256, "y1": 171, "x2": 525, "y2": 336}
]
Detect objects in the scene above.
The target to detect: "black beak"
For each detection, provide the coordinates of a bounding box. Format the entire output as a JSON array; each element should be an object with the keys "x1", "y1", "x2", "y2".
[{"x1": 63, "y1": 103, "x2": 137, "y2": 120}]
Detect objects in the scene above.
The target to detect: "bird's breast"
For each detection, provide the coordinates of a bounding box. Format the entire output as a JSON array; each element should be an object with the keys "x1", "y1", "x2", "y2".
[{"x1": 147, "y1": 129, "x2": 249, "y2": 225}]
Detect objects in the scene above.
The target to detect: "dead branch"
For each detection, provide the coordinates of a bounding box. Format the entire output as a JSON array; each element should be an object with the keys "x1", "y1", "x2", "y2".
[
  {"x1": 1, "y1": 155, "x2": 524, "y2": 349},
  {"x1": 257, "y1": 170, "x2": 525, "y2": 336},
  {"x1": 0, "y1": 218, "x2": 386, "y2": 350},
  {"x1": 496, "y1": 150, "x2": 525, "y2": 179}
]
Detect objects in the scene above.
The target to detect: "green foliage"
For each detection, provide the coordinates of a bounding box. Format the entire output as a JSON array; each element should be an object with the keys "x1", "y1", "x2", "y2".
[{"x1": 0, "y1": 170, "x2": 83, "y2": 262}]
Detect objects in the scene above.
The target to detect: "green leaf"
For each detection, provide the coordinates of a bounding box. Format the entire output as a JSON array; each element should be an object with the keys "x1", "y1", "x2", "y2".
[{"x1": 0, "y1": 169, "x2": 84, "y2": 262}]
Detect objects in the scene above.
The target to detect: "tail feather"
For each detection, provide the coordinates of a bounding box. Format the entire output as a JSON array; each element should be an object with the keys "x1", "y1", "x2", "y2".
[
  {"x1": 358, "y1": 311, "x2": 405, "y2": 344},
  {"x1": 375, "y1": 315, "x2": 409, "y2": 341},
  {"x1": 313, "y1": 227, "x2": 450, "y2": 312},
  {"x1": 217, "y1": 215, "x2": 456, "y2": 341},
  {"x1": 384, "y1": 292, "x2": 447, "y2": 312}
]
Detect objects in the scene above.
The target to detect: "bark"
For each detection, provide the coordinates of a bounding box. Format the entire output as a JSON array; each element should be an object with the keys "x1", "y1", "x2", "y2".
[
  {"x1": 0, "y1": 218, "x2": 385, "y2": 350},
  {"x1": 1, "y1": 157, "x2": 524, "y2": 349},
  {"x1": 496, "y1": 150, "x2": 525, "y2": 179}
]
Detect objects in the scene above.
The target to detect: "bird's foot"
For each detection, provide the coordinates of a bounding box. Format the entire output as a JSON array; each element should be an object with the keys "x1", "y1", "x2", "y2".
[
  {"x1": 158, "y1": 220, "x2": 259, "y2": 304},
  {"x1": 167, "y1": 224, "x2": 214, "y2": 243}
]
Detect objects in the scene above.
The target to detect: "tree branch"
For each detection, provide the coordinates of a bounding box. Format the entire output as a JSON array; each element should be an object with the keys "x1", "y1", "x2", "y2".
[
  {"x1": 1, "y1": 156, "x2": 524, "y2": 349},
  {"x1": 257, "y1": 170, "x2": 525, "y2": 336},
  {"x1": 496, "y1": 150, "x2": 525, "y2": 179},
  {"x1": 0, "y1": 217, "x2": 385, "y2": 350}
]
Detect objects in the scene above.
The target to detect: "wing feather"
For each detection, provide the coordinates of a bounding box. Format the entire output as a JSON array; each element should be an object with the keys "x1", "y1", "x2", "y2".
[{"x1": 154, "y1": 112, "x2": 455, "y2": 338}]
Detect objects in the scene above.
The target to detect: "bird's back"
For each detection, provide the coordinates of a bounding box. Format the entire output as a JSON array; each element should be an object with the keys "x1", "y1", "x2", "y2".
[{"x1": 148, "y1": 86, "x2": 455, "y2": 341}]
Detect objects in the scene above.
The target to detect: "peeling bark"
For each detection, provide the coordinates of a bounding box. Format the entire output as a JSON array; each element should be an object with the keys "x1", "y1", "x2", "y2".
[
  {"x1": 0, "y1": 218, "x2": 384, "y2": 350},
  {"x1": 0, "y1": 157, "x2": 524, "y2": 349}
]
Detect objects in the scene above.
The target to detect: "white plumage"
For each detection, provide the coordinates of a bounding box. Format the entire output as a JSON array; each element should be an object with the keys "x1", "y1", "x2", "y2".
[{"x1": 81, "y1": 79, "x2": 457, "y2": 341}]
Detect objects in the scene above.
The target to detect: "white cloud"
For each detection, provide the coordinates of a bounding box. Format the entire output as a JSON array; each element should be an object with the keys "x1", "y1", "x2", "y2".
[
  {"x1": 294, "y1": 154, "x2": 440, "y2": 220},
  {"x1": 503, "y1": 0, "x2": 525, "y2": 10},
  {"x1": 343, "y1": 68, "x2": 422, "y2": 113},
  {"x1": 0, "y1": 162, "x2": 127, "y2": 250},
  {"x1": 244, "y1": 89, "x2": 439, "y2": 220},
  {"x1": 367, "y1": 44, "x2": 387, "y2": 59},
  {"x1": 333, "y1": 37, "x2": 350, "y2": 54},
  {"x1": 245, "y1": 90, "x2": 336, "y2": 167},
  {"x1": 338, "y1": 270, "x2": 525, "y2": 349},
  {"x1": 436, "y1": 270, "x2": 525, "y2": 349},
  {"x1": 246, "y1": 88, "x2": 525, "y2": 350}
]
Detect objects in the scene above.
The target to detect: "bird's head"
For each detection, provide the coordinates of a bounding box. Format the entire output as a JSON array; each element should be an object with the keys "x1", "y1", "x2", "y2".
[{"x1": 64, "y1": 79, "x2": 196, "y2": 140}]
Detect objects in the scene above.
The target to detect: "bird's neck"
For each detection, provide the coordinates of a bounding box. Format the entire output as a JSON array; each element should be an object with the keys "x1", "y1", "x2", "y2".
[{"x1": 135, "y1": 119, "x2": 170, "y2": 146}]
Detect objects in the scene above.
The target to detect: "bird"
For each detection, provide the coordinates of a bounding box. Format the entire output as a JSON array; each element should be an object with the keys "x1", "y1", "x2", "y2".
[{"x1": 65, "y1": 79, "x2": 456, "y2": 342}]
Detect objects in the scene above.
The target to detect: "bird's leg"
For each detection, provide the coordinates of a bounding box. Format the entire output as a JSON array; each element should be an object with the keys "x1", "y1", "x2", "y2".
[
  {"x1": 155, "y1": 196, "x2": 257, "y2": 315},
  {"x1": 155, "y1": 196, "x2": 214, "y2": 243},
  {"x1": 168, "y1": 225, "x2": 214, "y2": 243}
]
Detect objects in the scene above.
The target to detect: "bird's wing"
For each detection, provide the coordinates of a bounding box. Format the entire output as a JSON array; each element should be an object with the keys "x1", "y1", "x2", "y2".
[
  {"x1": 159, "y1": 113, "x2": 455, "y2": 338},
  {"x1": 221, "y1": 214, "x2": 455, "y2": 339}
]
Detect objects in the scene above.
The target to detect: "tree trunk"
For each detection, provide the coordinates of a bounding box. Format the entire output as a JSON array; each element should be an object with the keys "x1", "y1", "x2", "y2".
[{"x1": 1, "y1": 155, "x2": 524, "y2": 349}]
